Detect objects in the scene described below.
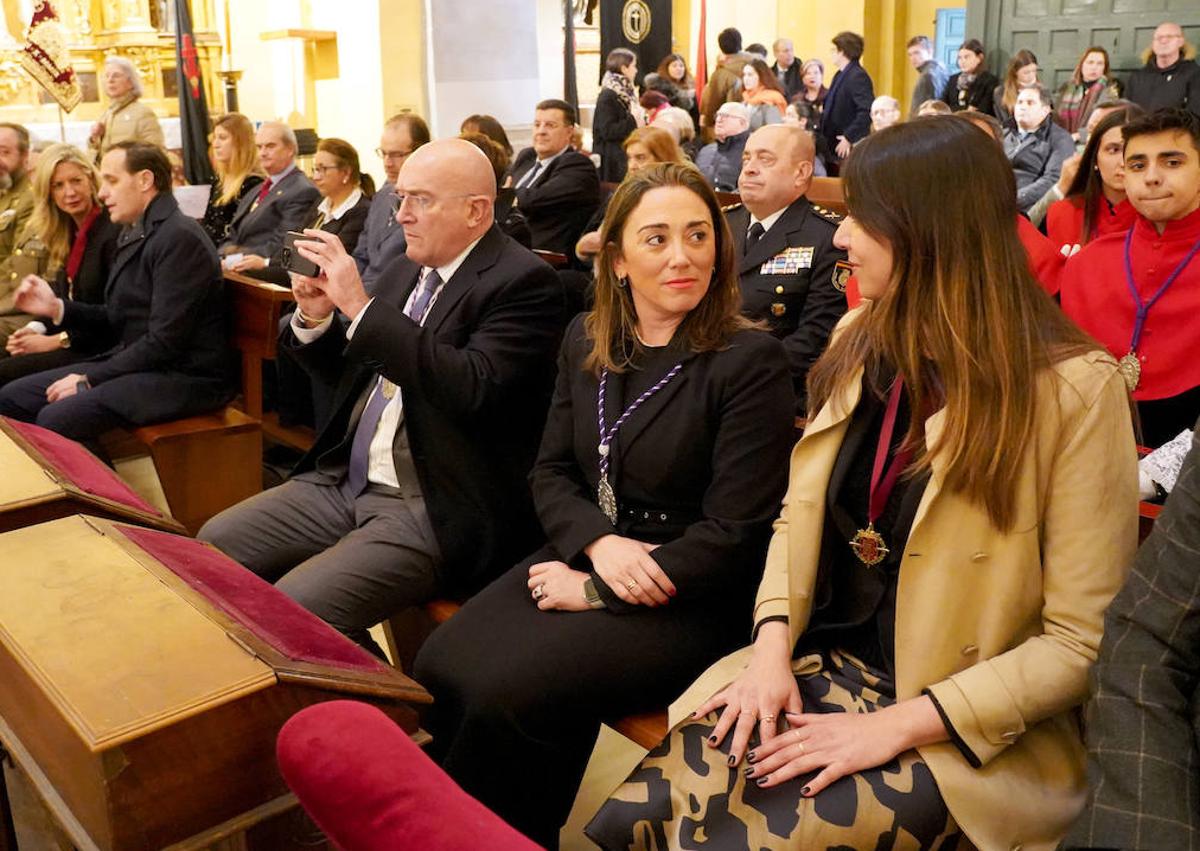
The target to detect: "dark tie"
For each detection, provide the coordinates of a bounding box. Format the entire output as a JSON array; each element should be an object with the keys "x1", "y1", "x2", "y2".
[
  {"x1": 517, "y1": 160, "x2": 543, "y2": 189},
  {"x1": 744, "y1": 222, "x2": 766, "y2": 256},
  {"x1": 343, "y1": 269, "x2": 443, "y2": 496}
]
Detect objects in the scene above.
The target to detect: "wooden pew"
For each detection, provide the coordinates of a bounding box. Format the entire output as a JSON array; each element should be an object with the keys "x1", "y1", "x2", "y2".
[{"x1": 383, "y1": 599, "x2": 670, "y2": 750}]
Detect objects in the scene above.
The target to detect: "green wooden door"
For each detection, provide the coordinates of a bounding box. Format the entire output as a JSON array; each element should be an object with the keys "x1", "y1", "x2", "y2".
[{"x1": 967, "y1": 0, "x2": 1200, "y2": 93}]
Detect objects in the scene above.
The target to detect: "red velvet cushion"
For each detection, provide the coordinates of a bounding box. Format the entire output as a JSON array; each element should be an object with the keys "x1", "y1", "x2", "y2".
[
  {"x1": 277, "y1": 701, "x2": 540, "y2": 851},
  {"x1": 6, "y1": 417, "x2": 160, "y2": 516},
  {"x1": 118, "y1": 526, "x2": 385, "y2": 673}
]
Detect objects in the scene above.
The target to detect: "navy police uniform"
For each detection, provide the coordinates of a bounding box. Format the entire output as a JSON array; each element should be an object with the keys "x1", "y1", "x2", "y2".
[{"x1": 727, "y1": 195, "x2": 848, "y2": 413}]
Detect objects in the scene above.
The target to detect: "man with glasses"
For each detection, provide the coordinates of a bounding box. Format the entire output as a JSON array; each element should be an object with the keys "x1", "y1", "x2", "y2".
[
  {"x1": 221, "y1": 121, "x2": 319, "y2": 267},
  {"x1": 696, "y1": 102, "x2": 751, "y2": 191},
  {"x1": 503, "y1": 99, "x2": 599, "y2": 257},
  {"x1": 1128, "y1": 22, "x2": 1200, "y2": 118},
  {"x1": 355, "y1": 113, "x2": 430, "y2": 294},
  {"x1": 199, "y1": 138, "x2": 567, "y2": 656}
]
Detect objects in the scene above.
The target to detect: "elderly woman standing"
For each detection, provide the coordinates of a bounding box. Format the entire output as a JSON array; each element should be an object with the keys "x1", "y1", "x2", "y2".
[
  {"x1": 88, "y1": 57, "x2": 164, "y2": 163},
  {"x1": 594, "y1": 48, "x2": 643, "y2": 182},
  {"x1": 414, "y1": 162, "x2": 795, "y2": 850}
]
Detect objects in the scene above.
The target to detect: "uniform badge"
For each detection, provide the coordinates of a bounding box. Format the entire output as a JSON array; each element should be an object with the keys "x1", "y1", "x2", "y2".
[
  {"x1": 832, "y1": 260, "x2": 853, "y2": 292},
  {"x1": 770, "y1": 302, "x2": 786, "y2": 317},
  {"x1": 760, "y1": 246, "x2": 813, "y2": 275}
]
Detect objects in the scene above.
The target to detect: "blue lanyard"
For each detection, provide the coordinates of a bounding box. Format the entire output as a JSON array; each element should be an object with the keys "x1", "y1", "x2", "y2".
[{"x1": 1123, "y1": 227, "x2": 1200, "y2": 353}]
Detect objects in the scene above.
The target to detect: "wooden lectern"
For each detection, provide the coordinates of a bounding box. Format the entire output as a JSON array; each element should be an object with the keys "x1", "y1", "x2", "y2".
[
  {"x1": 0, "y1": 515, "x2": 429, "y2": 851},
  {"x1": 0, "y1": 418, "x2": 184, "y2": 535}
]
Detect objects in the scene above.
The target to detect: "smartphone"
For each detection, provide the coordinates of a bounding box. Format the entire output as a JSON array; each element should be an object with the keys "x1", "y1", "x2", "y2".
[{"x1": 281, "y1": 231, "x2": 320, "y2": 277}]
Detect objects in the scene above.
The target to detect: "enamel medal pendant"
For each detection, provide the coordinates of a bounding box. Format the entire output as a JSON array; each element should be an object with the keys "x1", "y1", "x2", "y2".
[
  {"x1": 850, "y1": 523, "x2": 889, "y2": 566},
  {"x1": 1118, "y1": 352, "x2": 1141, "y2": 392}
]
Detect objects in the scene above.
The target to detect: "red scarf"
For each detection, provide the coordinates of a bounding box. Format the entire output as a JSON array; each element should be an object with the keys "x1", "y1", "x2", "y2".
[{"x1": 65, "y1": 205, "x2": 101, "y2": 284}]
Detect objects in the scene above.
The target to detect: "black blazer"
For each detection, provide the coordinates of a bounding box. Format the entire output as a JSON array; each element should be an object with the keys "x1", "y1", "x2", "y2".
[
  {"x1": 223, "y1": 167, "x2": 321, "y2": 259},
  {"x1": 61, "y1": 193, "x2": 232, "y2": 422},
  {"x1": 821, "y1": 60, "x2": 874, "y2": 148},
  {"x1": 285, "y1": 224, "x2": 568, "y2": 596},
  {"x1": 247, "y1": 192, "x2": 373, "y2": 286},
  {"x1": 50, "y1": 207, "x2": 120, "y2": 354},
  {"x1": 506, "y1": 147, "x2": 600, "y2": 257},
  {"x1": 592, "y1": 88, "x2": 638, "y2": 183},
  {"x1": 728, "y1": 197, "x2": 847, "y2": 412},
  {"x1": 943, "y1": 71, "x2": 999, "y2": 115},
  {"x1": 529, "y1": 315, "x2": 795, "y2": 615}
]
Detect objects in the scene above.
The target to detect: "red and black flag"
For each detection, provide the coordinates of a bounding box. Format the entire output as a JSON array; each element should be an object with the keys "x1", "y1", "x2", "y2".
[{"x1": 174, "y1": 0, "x2": 213, "y2": 184}]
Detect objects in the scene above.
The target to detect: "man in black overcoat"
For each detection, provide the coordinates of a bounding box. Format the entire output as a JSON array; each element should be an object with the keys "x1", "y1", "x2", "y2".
[
  {"x1": 200, "y1": 139, "x2": 567, "y2": 654},
  {"x1": 726, "y1": 125, "x2": 847, "y2": 413},
  {"x1": 0, "y1": 141, "x2": 231, "y2": 442}
]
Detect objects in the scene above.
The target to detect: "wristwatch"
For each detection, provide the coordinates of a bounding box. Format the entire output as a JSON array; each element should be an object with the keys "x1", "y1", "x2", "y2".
[
  {"x1": 583, "y1": 577, "x2": 606, "y2": 610},
  {"x1": 58, "y1": 331, "x2": 70, "y2": 349}
]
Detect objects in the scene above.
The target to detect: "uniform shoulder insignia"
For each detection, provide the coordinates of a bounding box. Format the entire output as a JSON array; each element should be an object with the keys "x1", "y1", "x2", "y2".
[
  {"x1": 721, "y1": 202, "x2": 743, "y2": 213},
  {"x1": 810, "y1": 202, "x2": 844, "y2": 224}
]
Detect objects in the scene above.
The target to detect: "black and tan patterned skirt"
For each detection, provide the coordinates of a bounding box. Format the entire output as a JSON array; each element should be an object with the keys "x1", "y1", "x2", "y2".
[{"x1": 586, "y1": 649, "x2": 962, "y2": 851}]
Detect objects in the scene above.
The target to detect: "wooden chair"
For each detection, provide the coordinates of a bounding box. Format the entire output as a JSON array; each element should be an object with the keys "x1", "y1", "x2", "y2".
[
  {"x1": 532, "y1": 249, "x2": 570, "y2": 269},
  {"x1": 808, "y1": 176, "x2": 847, "y2": 216},
  {"x1": 382, "y1": 599, "x2": 670, "y2": 750}
]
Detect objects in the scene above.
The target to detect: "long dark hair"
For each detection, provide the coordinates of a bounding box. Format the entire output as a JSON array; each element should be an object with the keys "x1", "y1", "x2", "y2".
[
  {"x1": 655, "y1": 53, "x2": 693, "y2": 87},
  {"x1": 745, "y1": 58, "x2": 787, "y2": 97},
  {"x1": 1065, "y1": 105, "x2": 1144, "y2": 244},
  {"x1": 586, "y1": 162, "x2": 752, "y2": 374},
  {"x1": 808, "y1": 117, "x2": 1096, "y2": 531}
]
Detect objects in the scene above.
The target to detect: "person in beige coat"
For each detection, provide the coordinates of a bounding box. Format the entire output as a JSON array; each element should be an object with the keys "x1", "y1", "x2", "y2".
[
  {"x1": 588, "y1": 116, "x2": 1139, "y2": 850},
  {"x1": 87, "y1": 57, "x2": 164, "y2": 164}
]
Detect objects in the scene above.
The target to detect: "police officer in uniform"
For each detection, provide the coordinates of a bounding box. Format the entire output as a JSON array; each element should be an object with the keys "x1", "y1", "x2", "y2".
[{"x1": 727, "y1": 124, "x2": 848, "y2": 413}]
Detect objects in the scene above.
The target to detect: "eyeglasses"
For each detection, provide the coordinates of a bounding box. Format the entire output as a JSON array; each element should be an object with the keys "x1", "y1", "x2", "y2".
[
  {"x1": 376, "y1": 148, "x2": 415, "y2": 161},
  {"x1": 390, "y1": 192, "x2": 477, "y2": 216},
  {"x1": 312, "y1": 165, "x2": 344, "y2": 176}
]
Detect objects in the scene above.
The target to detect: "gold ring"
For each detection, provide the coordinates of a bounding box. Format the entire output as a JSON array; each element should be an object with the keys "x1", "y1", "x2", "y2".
[
  {"x1": 625, "y1": 580, "x2": 638, "y2": 590},
  {"x1": 794, "y1": 741, "x2": 805, "y2": 755},
  {"x1": 761, "y1": 714, "x2": 776, "y2": 724}
]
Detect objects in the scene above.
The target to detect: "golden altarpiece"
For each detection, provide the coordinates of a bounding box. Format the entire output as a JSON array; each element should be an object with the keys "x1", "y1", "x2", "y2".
[{"x1": 0, "y1": 0, "x2": 222, "y2": 128}]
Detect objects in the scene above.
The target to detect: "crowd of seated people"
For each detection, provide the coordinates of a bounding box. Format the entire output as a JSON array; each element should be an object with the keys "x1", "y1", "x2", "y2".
[{"x1": 0, "y1": 20, "x2": 1197, "y2": 849}]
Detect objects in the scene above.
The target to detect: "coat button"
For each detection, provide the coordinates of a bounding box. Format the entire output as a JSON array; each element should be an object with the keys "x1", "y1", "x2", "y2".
[
  {"x1": 971, "y1": 552, "x2": 988, "y2": 562},
  {"x1": 659, "y1": 513, "x2": 667, "y2": 521},
  {"x1": 961, "y1": 644, "x2": 978, "y2": 656},
  {"x1": 775, "y1": 285, "x2": 784, "y2": 294},
  {"x1": 642, "y1": 511, "x2": 649, "y2": 519}
]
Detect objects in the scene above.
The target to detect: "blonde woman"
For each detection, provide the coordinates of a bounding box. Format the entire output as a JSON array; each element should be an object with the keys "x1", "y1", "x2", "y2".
[
  {"x1": 0, "y1": 144, "x2": 119, "y2": 385},
  {"x1": 201, "y1": 113, "x2": 265, "y2": 246},
  {"x1": 87, "y1": 56, "x2": 164, "y2": 163}
]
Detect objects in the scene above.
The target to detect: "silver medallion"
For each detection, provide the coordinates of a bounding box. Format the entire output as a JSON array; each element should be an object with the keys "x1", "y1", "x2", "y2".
[{"x1": 598, "y1": 472, "x2": 618, "y2": 525}]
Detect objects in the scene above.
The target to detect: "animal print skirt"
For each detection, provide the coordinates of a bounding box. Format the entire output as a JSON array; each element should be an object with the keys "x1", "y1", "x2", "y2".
[{"x1": 586, "y1": 649, "x2": 962, "y2": 851}]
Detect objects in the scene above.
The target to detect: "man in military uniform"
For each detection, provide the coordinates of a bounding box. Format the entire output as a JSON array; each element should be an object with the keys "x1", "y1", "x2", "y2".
[
  {"x1": 0, "y1": 122, "x2": 35, "y2": 348},
  {"x1": 727, "y1": 124, "x2": 848, "y2": 413}
]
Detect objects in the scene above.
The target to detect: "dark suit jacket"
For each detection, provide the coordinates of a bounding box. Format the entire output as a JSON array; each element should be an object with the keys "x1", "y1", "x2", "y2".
[
  {"x1": 284, "y1": 224, "x2": 568, "y2": 596},
  {"x1": 593, "y1": 88, "x2": 638, "y2": 183},
  {"x1": 821, "y1": 60, "x2": 874, "y2": 149},
  {"x1": 1065, "y1": 419, "x2": 1200, "y2": 849},
  {"x1": 223, "y1": 166, "x2": 321, "y2": 259},
  {"x1": 772, "y1": 59, "x2": 803, "y2": 102},
  {"x1": 728, "y1": 196, "x2": 847, "y2": 412},
  {"x1": 506, "y1": 147, "x2": 600, "y2": 257},
  {"x1": 247, "y1": 192, "x2": 373, "y2": 286},
  {"x1": 943, "y1": 71, "x2": 999, "y2": 115},
  {"x1": 49, "y1": 207, "x2": 121, "y2": 353},
  {"x1": 352, "y1": 181, "x2": 407, "y2": 294},
  {"x1": 530, "y1": 315, "x2": 794, "y2": 616},
  {"x1": 61, "y1": 193, "x2": 231, "y2": 421}
]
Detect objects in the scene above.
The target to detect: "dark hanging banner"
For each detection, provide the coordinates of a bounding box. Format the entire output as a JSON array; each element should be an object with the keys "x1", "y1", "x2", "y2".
[
  {"x1": 174, "y1": 0, "x2": 214, "y2": 185},
  {"x1": 564, "y1": 0, "x2": 579, "y2": 113},
  {"x1": 599, "y1": 0, "x2": 671, "y2": 87}
]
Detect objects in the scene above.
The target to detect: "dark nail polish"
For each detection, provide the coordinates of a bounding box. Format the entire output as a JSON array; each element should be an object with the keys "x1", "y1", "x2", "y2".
[
  {"x1": 801, "y1": 785, "x2": 811, "y2": 796},
  {"x1": 743, "y1": 766, "x2": 754, "y2": 777},
  {"x1": 727, "y1": 755, "x2": 737, "y2": 766},
  {"x1": 755, "y1": 777, "x2": 768, "y2": 786},
  {"x1": 746, "y1": 751, "x2": 756, "y2": 764},
  {"x1": 708, "y1": 735, "x2": 717, "y2": 744}
]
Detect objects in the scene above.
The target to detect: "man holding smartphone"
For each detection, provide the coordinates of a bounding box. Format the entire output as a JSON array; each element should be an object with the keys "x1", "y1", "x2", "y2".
[{"x1": 199, "y1": 138, "x2": 567, "y2": 656}]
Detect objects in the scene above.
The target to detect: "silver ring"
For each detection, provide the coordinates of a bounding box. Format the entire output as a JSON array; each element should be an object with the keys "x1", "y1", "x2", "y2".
[
  {"x1": 760, "y1": 714, "x2": 776, "y2": 724},
  {"x1": 532, "y1": 584, "x2": 545, "y2": 600}
]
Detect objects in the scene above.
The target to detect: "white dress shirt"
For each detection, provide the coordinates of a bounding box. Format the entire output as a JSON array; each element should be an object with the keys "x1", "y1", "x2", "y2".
[
  {"x1": 749, "y1": 205, "x2": 788, "y2": 237},
  {"x1": 290, "y1": 233, "x2": 485, "y2": 488}
]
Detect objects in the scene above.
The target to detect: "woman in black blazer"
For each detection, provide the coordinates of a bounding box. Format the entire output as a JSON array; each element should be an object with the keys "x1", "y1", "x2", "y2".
[
  {"x1": 413, "y1": 163, "x2": 795, "y2": 849},
  {"x1": 594, "y1": 48, "x2": 642, "y2": 183},
  {"x1": 0, "y1": 144, "x2": 119, "y2": 387},
  {"x1": 942, "y1": 38, "x2": 1000, "y2": 116}
]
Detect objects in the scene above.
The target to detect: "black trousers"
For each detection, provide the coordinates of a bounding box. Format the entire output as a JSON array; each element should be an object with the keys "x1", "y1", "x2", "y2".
[{"x1": 413, "y1": 547, "x2": 747, "y2": 850}]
